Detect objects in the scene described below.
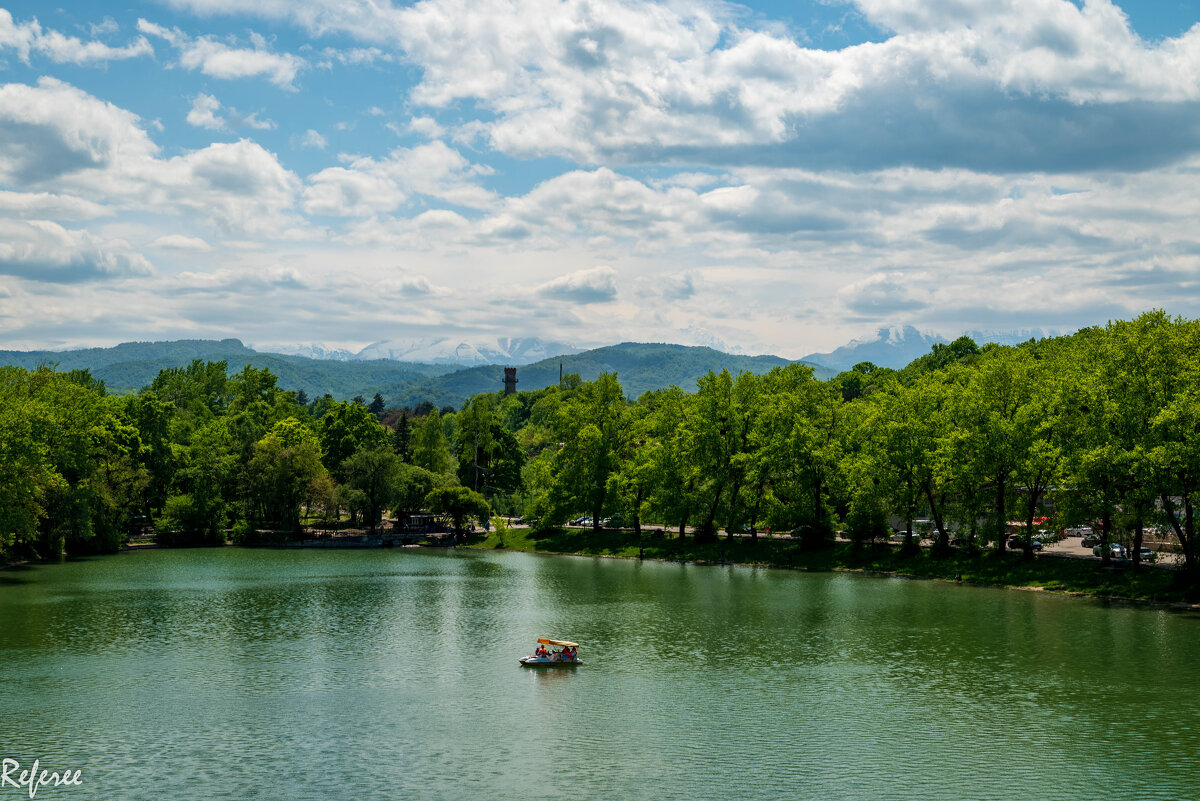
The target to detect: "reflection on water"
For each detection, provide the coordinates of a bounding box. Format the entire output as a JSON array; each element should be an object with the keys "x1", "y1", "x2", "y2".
[{"x1": 1, "y1": 548, "x2": 1198, "y2": 801}]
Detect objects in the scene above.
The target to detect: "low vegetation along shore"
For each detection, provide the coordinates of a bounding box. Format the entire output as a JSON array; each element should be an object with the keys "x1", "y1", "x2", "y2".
[{"x1": 470, "y1": 525, "x2": 1199, "y2": 608}]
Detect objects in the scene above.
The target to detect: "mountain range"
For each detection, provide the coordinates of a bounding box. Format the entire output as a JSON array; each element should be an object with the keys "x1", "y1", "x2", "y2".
[
  {"x1": 0, "y1": 338, "x2": 829, "y2": 408},
  {"x1": 0, "y1": 326, "x2": 1061, "y2": 409},
  {"x1": 266, "y1": 337, "x2": 582, "y2": 366}
]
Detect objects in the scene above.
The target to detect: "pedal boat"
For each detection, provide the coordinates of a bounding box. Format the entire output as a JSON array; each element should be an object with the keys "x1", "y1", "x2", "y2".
[{"x1": 520, "y1": 638, "x2": 582, "y2": 666}]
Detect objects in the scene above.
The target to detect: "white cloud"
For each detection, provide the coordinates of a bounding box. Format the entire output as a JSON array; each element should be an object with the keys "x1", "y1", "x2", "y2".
[
  {"x1": 151, "y1": 234, "x2": 212, "y2": 251},
  {"x1": 408, "y1": 116, "x2": 445, "y2": 139},
  {"x1": 302, "y1": 141, "x2": 493, "y2": 216},
  {"x1": 186, "y1": 93, "x2": 224, "y2": 129},
  {"x1": 154, "y1": 0, "x2": 1200, "y2": 172},
  {"x1": 89, "y1": 17, "x2": 120, "y2": 37},
  {"x1": 0, "y1": 9, "x2": 153, "y2": 65},
  {"x1": 0, "y1": 190, "x2": 114, "y2": 220},
  {"x1": 316, "y1": 46, "x2": 393, "y2": 67},
  {"x1": 299, "y1": 129, "x2": 327, "y2": 149},
  {"x1": 187, "y1": 93, "x2": 277, "y2": 131},
  {"x1": 137, "y1": 18, "x2": 305, "y2": 89},
  {"x1": 537, "y1": 265, "x2": 618, "y2": 303},
  {"x1": 0, "y1": 79, "x2": 301, "y2": 236},
  {"x1": 0, "y1": 77, "x2": 161, "y2": 185},
  {"x1": 0, "y1": 218, "x2": 152, "y2": 283}
]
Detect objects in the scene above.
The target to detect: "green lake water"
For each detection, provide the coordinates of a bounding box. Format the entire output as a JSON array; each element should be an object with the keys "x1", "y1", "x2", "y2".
[{"x1": 1, "y1": 547, "x2": 1198, "y2": 800}]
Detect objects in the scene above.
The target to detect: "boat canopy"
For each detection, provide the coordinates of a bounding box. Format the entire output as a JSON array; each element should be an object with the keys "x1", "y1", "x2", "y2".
[{"x1": 537, "y1": 638, "x2": 578, "y2": 647}]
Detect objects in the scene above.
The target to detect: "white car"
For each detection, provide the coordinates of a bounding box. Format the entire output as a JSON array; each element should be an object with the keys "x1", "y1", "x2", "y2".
[{"x1": 1093, "y1": 543, "x2": 1128, "y2": 559}]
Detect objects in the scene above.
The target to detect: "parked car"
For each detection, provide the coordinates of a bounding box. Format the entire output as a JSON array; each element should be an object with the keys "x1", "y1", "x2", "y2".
[
  {"x1": 1138, "y1": 546, "x2": 1156, "y2": 563},
  {"x1": 1008, "y1": 536, "x2": 1044, "y2": 551},
  {"x1": 1081, "y1": 533, "x2": 1102, "y2": 548},
  {"x1": 1093, "y1": 543, "x2": 1128, "y2": 559}
]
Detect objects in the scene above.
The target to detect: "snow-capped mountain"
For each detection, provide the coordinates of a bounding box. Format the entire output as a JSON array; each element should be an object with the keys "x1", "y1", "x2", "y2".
[
  {"x1": 263, "y1": 337, "x2": 584, "y2": 366},
  {"x1": 801, "y1": 325, "x2": 1066, "y2": 372},
  {"x1": 801, "y1": 326, "x2": 946, "y2": 372},
  {"x1": 267, "y1": 344, "x2": 359, "y2": 361}
]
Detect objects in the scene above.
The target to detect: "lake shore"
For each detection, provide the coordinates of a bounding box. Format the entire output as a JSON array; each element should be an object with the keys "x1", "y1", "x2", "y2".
[{"x1": 467, "y1": 525, "x2": 1200, "y2": 610}]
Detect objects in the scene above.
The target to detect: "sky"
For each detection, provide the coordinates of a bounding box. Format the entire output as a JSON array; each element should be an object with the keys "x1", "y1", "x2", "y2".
[{"x1": 2, "y1": 0, "x2": 1200, "y2": 357}]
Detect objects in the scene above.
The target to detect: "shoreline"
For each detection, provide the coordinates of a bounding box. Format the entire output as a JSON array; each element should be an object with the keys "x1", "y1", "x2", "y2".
[
  {"x1": 6, "y1": 532, "x2": 1198, "y2": 613},
  {"x1": 465, "y1": 526, "x2": 1200, "y2": 613}
]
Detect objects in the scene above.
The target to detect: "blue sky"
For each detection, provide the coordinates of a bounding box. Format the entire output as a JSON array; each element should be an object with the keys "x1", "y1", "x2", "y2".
[{"x1": 2, "y1": 0, "x2": 1200, "y2": 356}]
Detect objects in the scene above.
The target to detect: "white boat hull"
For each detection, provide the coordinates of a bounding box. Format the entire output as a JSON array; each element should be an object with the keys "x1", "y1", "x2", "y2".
[{"x1": 519, "y1": 656, "x2": 582, "y2": 666}]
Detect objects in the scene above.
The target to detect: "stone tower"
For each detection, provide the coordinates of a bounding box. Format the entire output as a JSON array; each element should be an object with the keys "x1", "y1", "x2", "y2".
[{"x1": 503, "y1": 367, "x2": 518, "y2": 395}]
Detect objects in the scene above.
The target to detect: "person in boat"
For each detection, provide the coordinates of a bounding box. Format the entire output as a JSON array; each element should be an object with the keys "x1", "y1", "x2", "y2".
[{"x1": 535, "y1": 644, "x2": 547, "y2": 657}]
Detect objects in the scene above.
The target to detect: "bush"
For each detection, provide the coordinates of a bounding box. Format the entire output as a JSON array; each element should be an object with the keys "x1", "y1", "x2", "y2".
[
  {"x1": 229, "y1": 519, "x2": 254, "y2": 545},
  {"x1": 155, "y1": 494, "x2": 225, "y2": 546},
  {"x1": 845, "y1": 497, "x2": 888, "y2": 546}
]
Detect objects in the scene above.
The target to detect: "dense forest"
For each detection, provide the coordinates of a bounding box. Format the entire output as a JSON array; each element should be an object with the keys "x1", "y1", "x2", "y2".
[{"x1": 2, "y1": 311, "x2": 1197, "y2": 594}]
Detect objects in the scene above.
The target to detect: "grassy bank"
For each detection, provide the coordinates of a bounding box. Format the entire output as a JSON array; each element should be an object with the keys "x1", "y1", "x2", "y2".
[{"x1": 468, "y1": 526, "x2": 1197, "y2": 606}]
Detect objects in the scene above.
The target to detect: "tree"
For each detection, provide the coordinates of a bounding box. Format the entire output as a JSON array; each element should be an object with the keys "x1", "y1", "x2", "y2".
[
  {"x1": 546, "y1": 373, "x2": 628, "y2": 531},
  {"x1": 392, "y1": 414, "x2": 413, "y2": 463},
  {"x1": 425, "y1": 485, "x2": 491, "y2": 542},
  {"x1": 368, "y1": 393, "x2": 387, "y2": 419},
  {"x1": 412, "y1": 409, "x2": 455, "y2": 475},
  {"x1": 393, "y1": 463, "x2": 440, "y2": 517},
  {"x1": 342, "y1": 447, "x2": 402, "y2": 530},
  {"x1": 247, "y1": 418, "x2": 326, "y2": 532},
  {"x1": 318, "y1": 401, "x2": 389, "y2": 480}
]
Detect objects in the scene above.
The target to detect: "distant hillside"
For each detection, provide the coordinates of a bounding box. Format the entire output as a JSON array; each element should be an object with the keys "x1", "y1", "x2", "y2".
[
  {"x1": 0, "y1": 339, "x2": 453, "y2": 397},
  {"x1": 0, "y1": 339, "x2": 828, "y2": 408},
  {"x1": 380, "y1": 342, "x2": 832, "y2": 408}
]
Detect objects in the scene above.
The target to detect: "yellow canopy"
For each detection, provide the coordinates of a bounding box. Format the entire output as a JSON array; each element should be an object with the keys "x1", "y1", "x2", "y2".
[{"x1": 537, "y1": 638, "x2": 579, "y2": 647}]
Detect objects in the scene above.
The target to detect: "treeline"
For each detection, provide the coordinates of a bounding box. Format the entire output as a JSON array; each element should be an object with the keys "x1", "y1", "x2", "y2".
[
  {"x1": 0, "y1": 360, "x2": 494, "y2": 562},
  {"x1": 506, "y1": 311, "x2": 1198, "y2": 591},
  {"x1": 2, "y1": 310, "x2": 1197, "y2": 595}
]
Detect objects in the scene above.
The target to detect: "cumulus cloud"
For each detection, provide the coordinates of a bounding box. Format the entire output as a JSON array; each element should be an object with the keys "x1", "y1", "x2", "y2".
[
  {"x1": 155, "y1": 0, "x2": 1200, "y2": 172},
  {"x1": 0, "y1": 79, "x2": 302, "y2": 236},
  {"x1": 186, "y1": 93, "x2": 276, "y2": 131},
  {"x1": 302, "y1": 141, "x2": 493, "y2": 216},
  {"x1": 0, "y1": 9, "x2": 153, "y2": 65},
  {"x1": 408, "y1": 116, "x2": 445, "y2": 139},
  {"x1": 0, "y1": 77, "x2": 160, "y2": 185},
  {"x1": 137, "y1": 18, "x2": 305, "y2": 89},
  {"x1": 0, "y1": 219, "x2": 152, "y2": 283},
  {"x1": 537, "y1": 265, "x2": 618, "y2": 303}
]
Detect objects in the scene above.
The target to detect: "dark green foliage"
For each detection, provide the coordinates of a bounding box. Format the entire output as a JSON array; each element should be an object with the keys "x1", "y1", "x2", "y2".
[{"x1": 154, "y1": 493, "x2": 226, "y2": 546}]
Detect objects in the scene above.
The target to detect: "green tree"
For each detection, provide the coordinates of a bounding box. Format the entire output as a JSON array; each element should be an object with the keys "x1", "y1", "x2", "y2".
[
  {"x1": 412, "y1": 409, "x2": 455, "y2": 476},
  {"x1": 247, "y1": 418, "x2": 326, "y2": 532},
  {"x1": 425, "y1": 485, "x2": 491, "y2": 542},
  {"x1": 546, "y1": 373, "x2": 628, "y2": 531},
  {"x1": 319, "y1": 401, "x2": 389, "y2": 480},
  {"x1": 342, "y1": 447, "x2": 402, "y2": 530}
]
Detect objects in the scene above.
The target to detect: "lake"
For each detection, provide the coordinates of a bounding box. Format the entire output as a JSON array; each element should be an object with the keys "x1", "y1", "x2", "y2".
[{"x1": 1, "y1": 547, "x2": 1197, "y2": 800}]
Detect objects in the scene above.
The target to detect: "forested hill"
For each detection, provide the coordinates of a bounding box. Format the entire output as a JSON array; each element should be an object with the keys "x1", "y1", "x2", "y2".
[
  {"x1": 0, "y1": 339, "x2": 827, "y2": 406},
  {"x1": 380, "y1": 343, "x2": 832, "y2": 408},
  {"x1": 0, "y1": 339, "x2": 453, "y2": 398}
]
